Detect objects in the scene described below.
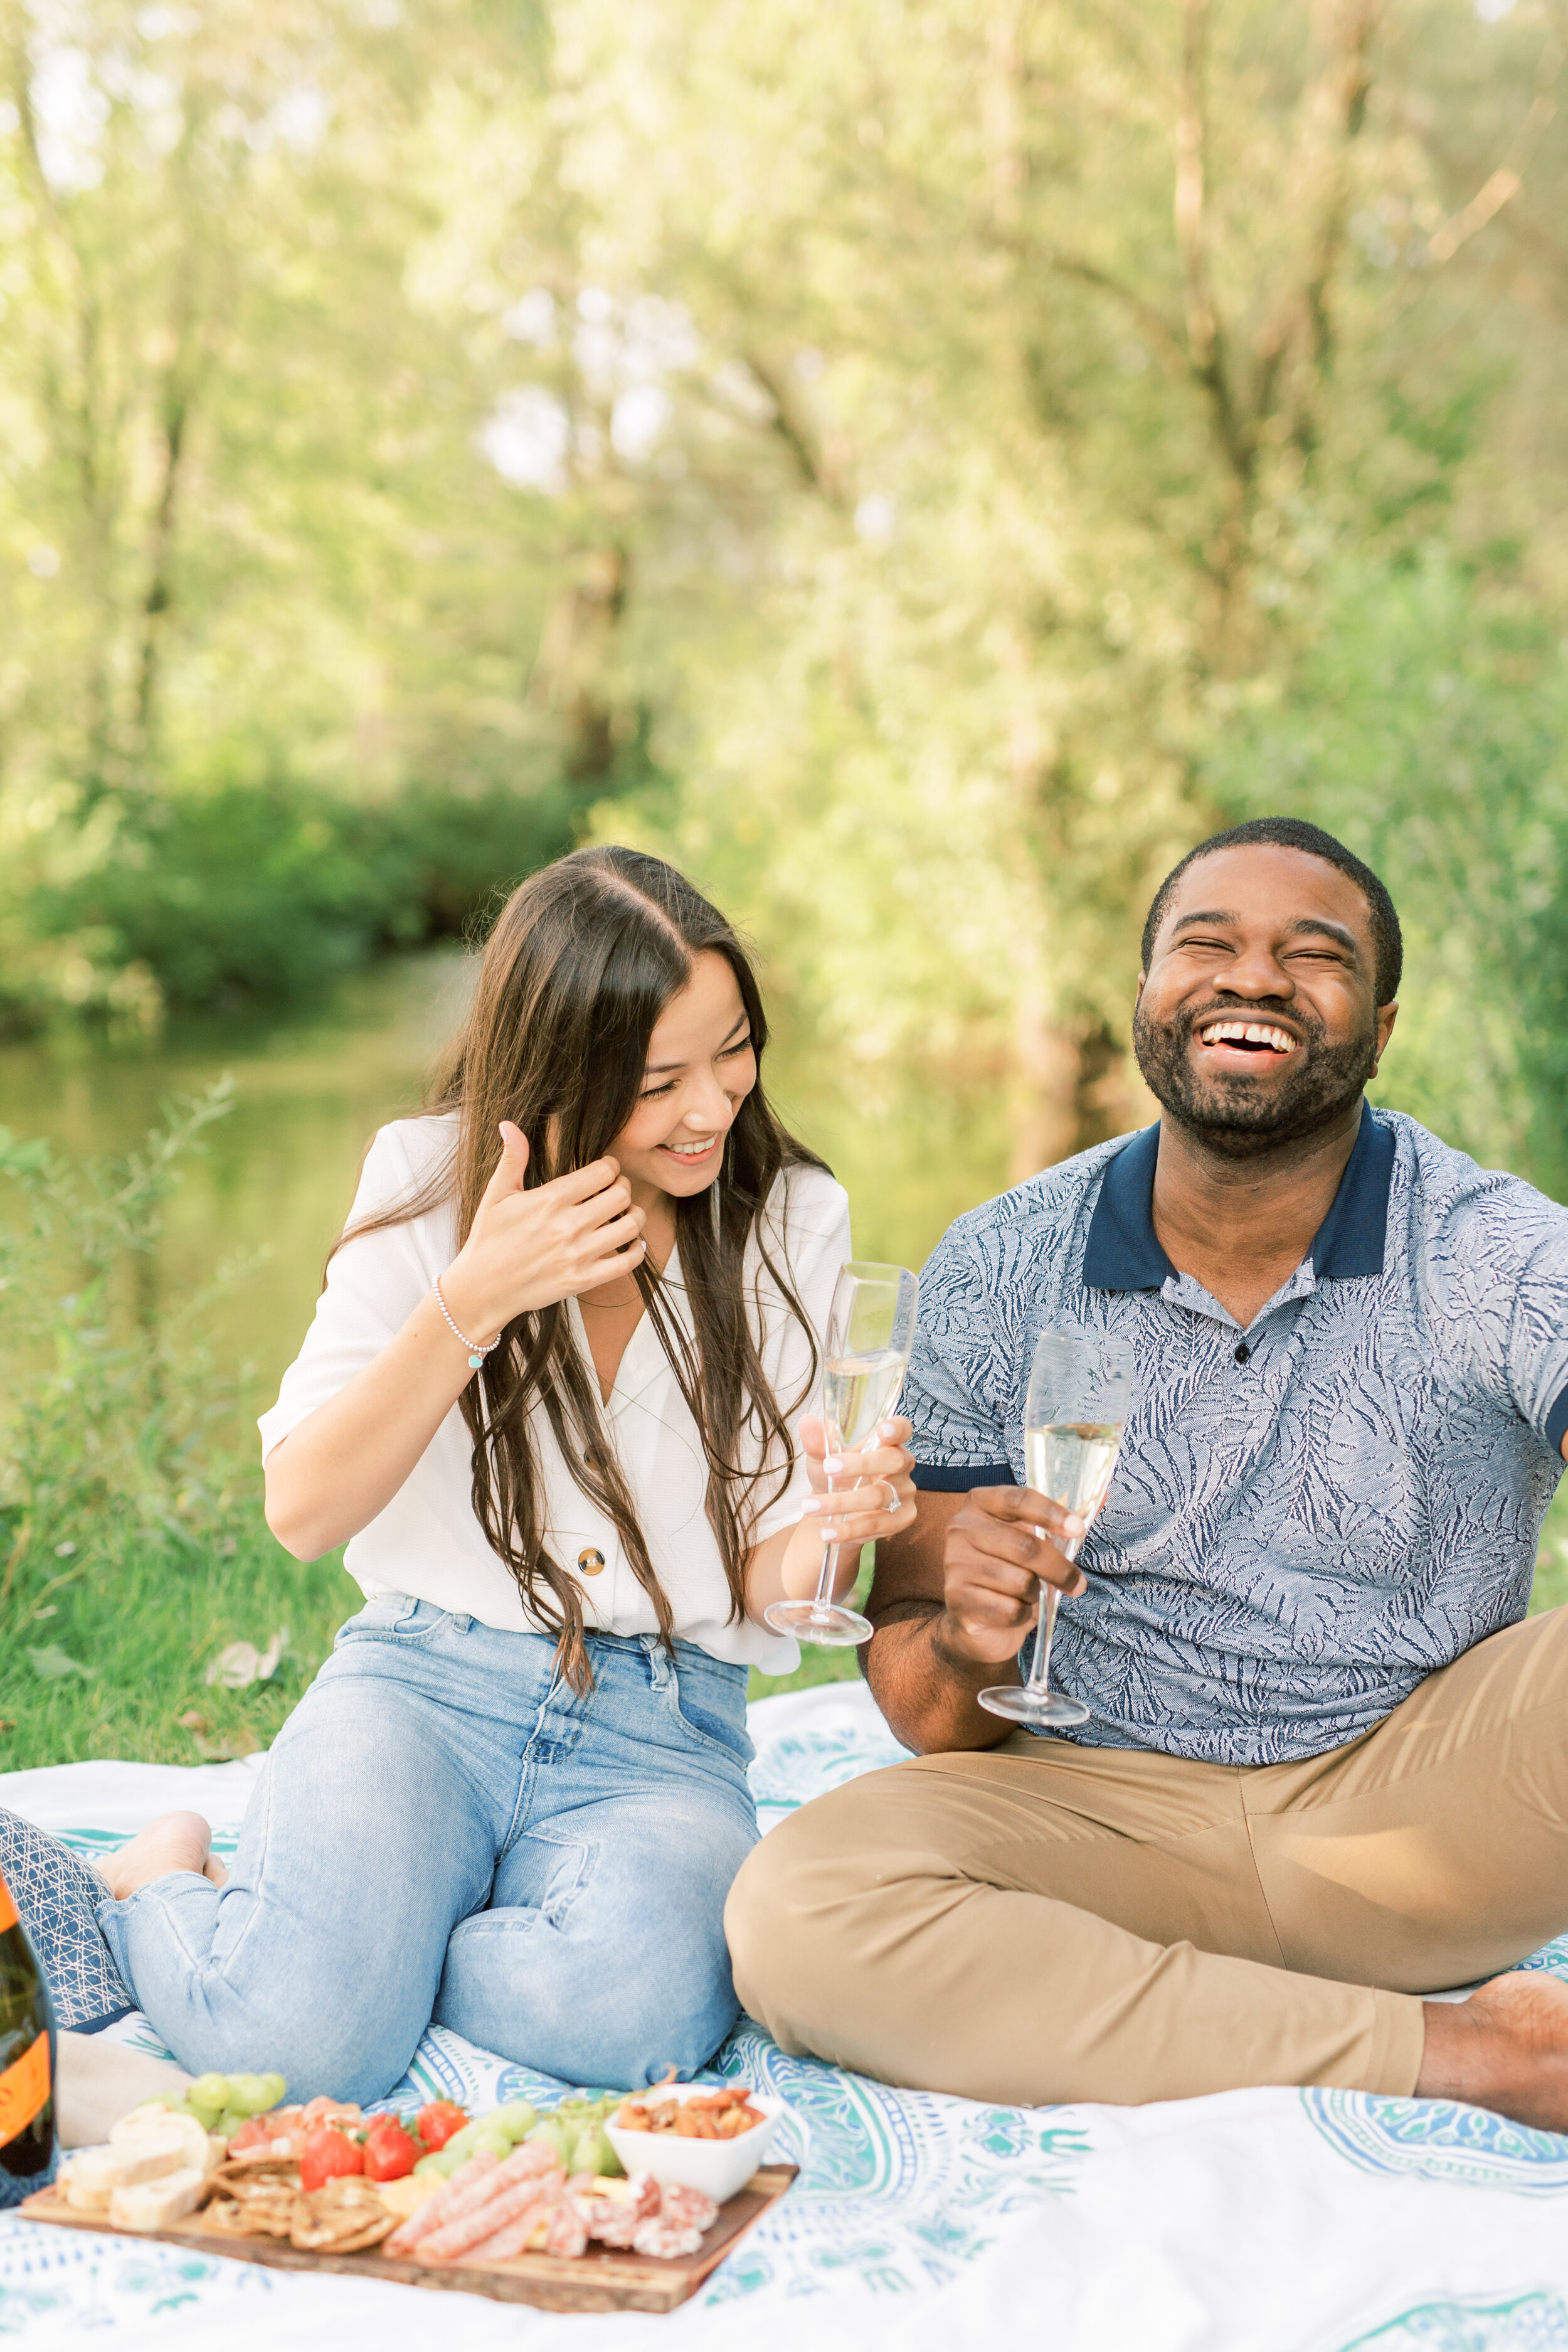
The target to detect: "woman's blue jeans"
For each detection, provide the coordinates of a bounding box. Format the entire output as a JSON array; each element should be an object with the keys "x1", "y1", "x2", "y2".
[{"x1": 97, "y1": 1602, "x2": 758, "y2": 2104}]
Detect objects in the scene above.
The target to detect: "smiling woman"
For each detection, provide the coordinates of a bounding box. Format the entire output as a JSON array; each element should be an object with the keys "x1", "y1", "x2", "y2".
[{"x1": 83, "y1": 844, "x2": 918, "y2": 2109}]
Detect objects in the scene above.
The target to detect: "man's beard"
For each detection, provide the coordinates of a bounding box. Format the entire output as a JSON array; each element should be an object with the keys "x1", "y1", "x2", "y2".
[{"x1": 1131, "y1": 998, "x2": 1378, "y2": 1157}]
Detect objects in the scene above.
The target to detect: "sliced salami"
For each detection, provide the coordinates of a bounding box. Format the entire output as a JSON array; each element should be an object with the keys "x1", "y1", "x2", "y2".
[
  {"x1": 417, "y1": 2162, "x2": 566, "y2": 2262},
  {"x1": 383, "y1": 2147, "x2": 501, "y2": 2257}
]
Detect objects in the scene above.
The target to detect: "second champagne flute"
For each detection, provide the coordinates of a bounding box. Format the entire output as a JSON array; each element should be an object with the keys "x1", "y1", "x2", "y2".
[
  {"x1": 978, "y1": 1326, "x2": 1133, "y2": 1727},
  {"x1": 765, "y1": 1260, "x2": 919, "y2": 1647}
]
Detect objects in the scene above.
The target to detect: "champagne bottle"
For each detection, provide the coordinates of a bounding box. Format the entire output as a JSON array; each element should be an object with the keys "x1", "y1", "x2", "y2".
[{"x1": 0, "y1": 1865, "x2": 56, "y2": 2208}]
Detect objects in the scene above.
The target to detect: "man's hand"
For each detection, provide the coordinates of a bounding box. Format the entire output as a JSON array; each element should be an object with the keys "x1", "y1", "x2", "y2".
[
  {"x1": 860, "y1": 1482, "x2": 1091, "y2": 1752},
  {"x1": 938, "y1": 1486, "x2": 1088, "y2": 1665}
]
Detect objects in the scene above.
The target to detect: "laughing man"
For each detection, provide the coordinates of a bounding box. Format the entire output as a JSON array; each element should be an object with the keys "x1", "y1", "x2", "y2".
[{"x1": 726, "y1": 816, "x2": 1568, "y2": 2127}]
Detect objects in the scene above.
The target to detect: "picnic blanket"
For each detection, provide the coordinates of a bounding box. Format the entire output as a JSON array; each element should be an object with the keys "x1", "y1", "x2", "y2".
[{"x1": 5, "y1": 1682, "x2": 1568, "y2": 2350}]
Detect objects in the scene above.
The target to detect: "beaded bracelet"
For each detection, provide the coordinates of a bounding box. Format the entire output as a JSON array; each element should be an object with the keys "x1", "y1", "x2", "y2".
[{"x1": 434, "y1": 1276, "x2": 495, "y2": 1370}]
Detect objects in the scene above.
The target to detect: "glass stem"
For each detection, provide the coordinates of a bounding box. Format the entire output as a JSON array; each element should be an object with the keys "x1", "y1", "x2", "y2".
[
  {"x1": 809, "y1": 1472, "x2": 842, "y2": 1615},
  {"x1": 1027, "y1": 1538, "x2": 1080, "y2": 1693}
]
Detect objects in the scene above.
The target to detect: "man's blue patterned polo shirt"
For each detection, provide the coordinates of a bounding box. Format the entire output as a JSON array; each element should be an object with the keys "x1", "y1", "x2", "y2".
[{"x1": 904, "y1": 1107, "x2": 1568, "y2": 1765}]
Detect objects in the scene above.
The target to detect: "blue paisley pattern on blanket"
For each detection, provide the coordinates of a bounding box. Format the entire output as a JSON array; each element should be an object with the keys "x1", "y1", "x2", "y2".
[
  {"x1": 701, "y1": 2027, "x2": 1090, "y2": 2302},
  {"x1": 1335, "y1": 2291, "x2": 1568, "y2": 2351},
  {"x1": 11, "y1": 1693, "x2": 1568, "y2": 2334},
  {"x1": 1302, "y1": 2091, "x2": 1568, "y2": 2194},
  {"x1": 748, "y1": 1721, "x2": 911, "y2": 1833},
  {"x1": 1510, "y1": 1934, "x2": 1568, "y2": 1982},
  {"x1": 903, "y1": 1109, "x2": 1568, "y2": 1766}
]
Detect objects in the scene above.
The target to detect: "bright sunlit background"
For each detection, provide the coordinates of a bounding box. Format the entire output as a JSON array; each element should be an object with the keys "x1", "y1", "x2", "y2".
[{"x1": 3, "y1": 0, "x2": 1567, "y2": 1761}]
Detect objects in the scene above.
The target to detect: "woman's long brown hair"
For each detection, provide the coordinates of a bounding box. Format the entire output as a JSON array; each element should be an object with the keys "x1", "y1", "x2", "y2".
[{"x1": 332, "y1": 846, "x2": 830, "y2": 1688}]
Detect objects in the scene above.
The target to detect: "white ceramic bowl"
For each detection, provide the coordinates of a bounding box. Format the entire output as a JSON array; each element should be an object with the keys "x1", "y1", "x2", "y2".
[{"x1": 604, "y1": 2083, "x2": 786, "y2": 2203}]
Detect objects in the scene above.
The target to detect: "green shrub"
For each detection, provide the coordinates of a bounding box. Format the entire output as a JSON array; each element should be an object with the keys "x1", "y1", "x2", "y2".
[
  {"x1": 0, "y1": 1084, "x2": 362, "y2": 1766},
  {"x1": 26, "y1": 774, "x2": 578, "y2": 1018},
  {"x1": 1204, "y1": 553, "x2": 1568, "y2": 1195}
]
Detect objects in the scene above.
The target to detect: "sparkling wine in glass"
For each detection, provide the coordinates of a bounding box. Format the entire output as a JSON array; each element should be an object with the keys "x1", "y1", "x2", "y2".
[
  {"x1": 765, "y1": 1260, "x2": 919, "y2": 1647},
  {"x1": 978, "y1": 1328, "x2": 1133, "y2": 1728}
]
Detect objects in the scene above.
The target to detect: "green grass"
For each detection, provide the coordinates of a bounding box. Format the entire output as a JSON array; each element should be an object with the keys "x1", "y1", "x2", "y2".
[
  {"x1": 0, "y1": 1518, "x2": 865, "y2": 1771},
  {"x1": 0, "y1": 1516, "x2": 356, "y2": 1772}
]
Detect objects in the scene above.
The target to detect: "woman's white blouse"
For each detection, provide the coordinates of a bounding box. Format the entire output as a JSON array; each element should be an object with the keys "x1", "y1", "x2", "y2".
[{"x1": 258, "y1": 1115, "x2": 850, "y2": 1671}]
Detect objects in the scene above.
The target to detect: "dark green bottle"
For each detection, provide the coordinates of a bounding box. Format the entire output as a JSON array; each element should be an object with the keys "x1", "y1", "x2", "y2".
[{"x1": 0, "y1": 1866, "x2": 56, "y2": 2208}]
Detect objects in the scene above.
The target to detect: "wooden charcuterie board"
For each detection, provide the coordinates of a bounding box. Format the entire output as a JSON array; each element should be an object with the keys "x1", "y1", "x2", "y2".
[{"x1": 21, "y1": 2164, "x2": 797, "y2": 2312}]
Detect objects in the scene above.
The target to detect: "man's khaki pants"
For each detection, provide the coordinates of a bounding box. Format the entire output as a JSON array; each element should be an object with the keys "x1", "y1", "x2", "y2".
[{"x1": 726, "y1": 1609, "x2": 1568, "y2": 2106}]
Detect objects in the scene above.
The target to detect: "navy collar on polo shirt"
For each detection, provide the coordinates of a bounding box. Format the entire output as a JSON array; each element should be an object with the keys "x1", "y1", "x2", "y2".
[{"x1": 1083, "y1": 1104, "x2": 1396, "y2": 1293}]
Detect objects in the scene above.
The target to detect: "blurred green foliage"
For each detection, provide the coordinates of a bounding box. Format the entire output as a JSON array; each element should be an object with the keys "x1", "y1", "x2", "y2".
[
  {"x1": 1, "y1": 0, "x2": 1565, "y2": 1193},
  {"x1": 1206, "y1": 553, "x2": 1568, "y2": 1193},
  {"x1": 25, "y1": 774, "x2": 580, "y2": 1018}
]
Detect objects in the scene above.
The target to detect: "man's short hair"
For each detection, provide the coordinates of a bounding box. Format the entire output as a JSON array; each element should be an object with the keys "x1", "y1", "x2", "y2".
[{"x1": 1140, "y1": 817, "x2": 1403, "y2": 1004}]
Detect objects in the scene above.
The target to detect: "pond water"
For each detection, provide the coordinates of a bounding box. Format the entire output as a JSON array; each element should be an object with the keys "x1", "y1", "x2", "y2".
[{"x1": 0, "y1": 951, "x2": 1012, "y2": 1430}]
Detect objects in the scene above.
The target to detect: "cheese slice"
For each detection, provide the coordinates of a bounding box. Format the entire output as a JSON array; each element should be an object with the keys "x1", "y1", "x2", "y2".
[
  {"x1": 110, "y1": 2164, "x2": 208, "y2": 2232},
  {"x1": 375, "y1": 2173, "x2": 443, "y2": 2223}
]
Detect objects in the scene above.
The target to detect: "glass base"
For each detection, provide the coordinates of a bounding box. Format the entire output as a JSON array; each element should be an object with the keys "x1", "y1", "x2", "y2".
[
  {"x1": 764, "y1": 1599, "x2": 873, "y2": 1647},
  {"x1": 977, "y1": 1683, "x2": 1091, "y2": 1728}
]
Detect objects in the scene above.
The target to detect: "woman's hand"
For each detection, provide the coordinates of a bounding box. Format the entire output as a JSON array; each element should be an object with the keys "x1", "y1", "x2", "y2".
[
  {"x1": 439, "y1": 1122, "x2": 647, "y2": 1343},
  {"x1": 774, "y1": 1413, "x2": 918, "y2": 1604}
]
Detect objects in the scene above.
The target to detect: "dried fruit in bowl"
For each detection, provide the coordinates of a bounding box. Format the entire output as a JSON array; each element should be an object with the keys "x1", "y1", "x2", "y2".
[{"x1": 612, "y1": 2083, "x2": 767, "y2": 2139}]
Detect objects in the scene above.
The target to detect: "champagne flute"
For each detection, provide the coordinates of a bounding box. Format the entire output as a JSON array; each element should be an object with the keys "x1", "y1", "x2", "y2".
[
  {"x1": 978, "y1": 1328, "x2": 1132, "y2": 1727},
  {"x1": 765, "y1": 1260, "x2": 919, "y2": 1647}
]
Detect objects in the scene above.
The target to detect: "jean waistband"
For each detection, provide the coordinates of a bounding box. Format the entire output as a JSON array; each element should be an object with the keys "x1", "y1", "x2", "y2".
[{"x1": 359, "y1": 1598, "x2": 746, "y2": 1687}]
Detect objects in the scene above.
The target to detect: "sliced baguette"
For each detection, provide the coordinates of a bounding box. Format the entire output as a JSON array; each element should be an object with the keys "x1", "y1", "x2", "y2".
[
  {"x1": 110, "y1": 2163, "x2": 208, "y2": 2232},
  {"x1": 67, "y1": 2139, "x2": 188, "y2": 2197},
  {"x1": 109, "y1": 2109, "x2": 216, "y2": 2177}
]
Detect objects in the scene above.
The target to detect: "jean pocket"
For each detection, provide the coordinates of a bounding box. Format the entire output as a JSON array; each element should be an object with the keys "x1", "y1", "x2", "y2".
[
  {"x1": 668, "y1": 1658, "x2": 754, "y2": 1770},
  {"x1": 334, "y1": 1595, "x2": 450, "y2": 1647}
]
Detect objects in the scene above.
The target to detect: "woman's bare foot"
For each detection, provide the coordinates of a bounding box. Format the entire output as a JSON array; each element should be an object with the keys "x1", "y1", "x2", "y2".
[
  {"x1": 101, "y1": 1811, "x2": 218, "y2": 1902},
  {"x1": 1418, "y1": 1972, "x2": 1568, "y2": 2129}
]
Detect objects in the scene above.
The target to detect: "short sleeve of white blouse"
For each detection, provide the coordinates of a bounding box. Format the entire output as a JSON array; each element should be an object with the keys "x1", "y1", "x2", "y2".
[{"x1": 257, "y1": 1116, "x2": 851, "y2": 1671}]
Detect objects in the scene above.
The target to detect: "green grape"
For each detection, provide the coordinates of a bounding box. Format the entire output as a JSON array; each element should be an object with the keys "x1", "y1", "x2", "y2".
[
  {"x1": 184, "y1": 2072, "x2": 230, "y2": 2124},
  {"x1": 223, "y1": 2074, "x2": 278, "y2": 2117},
  {"x1": 571, "y1": 2125, "x2": 620, "y2": 2178}
]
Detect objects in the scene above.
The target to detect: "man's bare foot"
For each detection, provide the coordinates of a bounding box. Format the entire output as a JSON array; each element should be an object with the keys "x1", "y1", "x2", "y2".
[
  {"x1": 1418, "y1": 1971, "x2": 1568, "y2": 2131},
  {"x1": 101, "y1": 1811, "x2": 218, "y2": 1902}
]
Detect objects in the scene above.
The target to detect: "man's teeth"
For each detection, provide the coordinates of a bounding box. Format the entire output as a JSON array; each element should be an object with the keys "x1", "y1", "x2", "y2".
[
  {"x1": 1198, "y1": 1021, "x2": 1296, "y2": 1053},
  {"x1": 667, "y1": 1138, "x2": 716, "y2": 1156}
]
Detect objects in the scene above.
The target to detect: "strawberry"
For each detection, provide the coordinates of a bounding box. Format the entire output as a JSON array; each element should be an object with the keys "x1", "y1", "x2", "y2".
[
  {"x1": 363, "y1": 2114, "x2": 421, "y2": 2183},
  {"x1": 414, "y1": 2100, "x2": 468, "y2": 2152},
  {"x1": 300, "y1": 2124, "x2": 364, "y2": 2192}
]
